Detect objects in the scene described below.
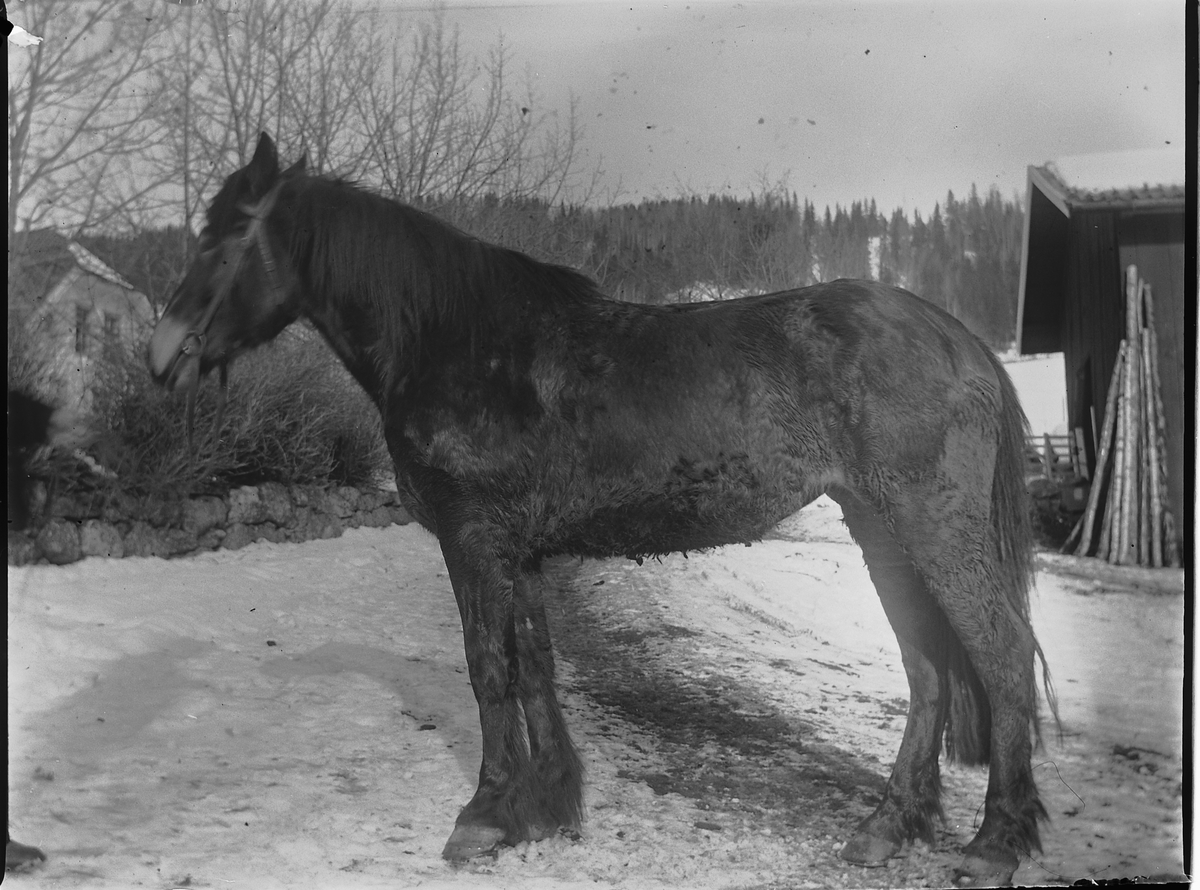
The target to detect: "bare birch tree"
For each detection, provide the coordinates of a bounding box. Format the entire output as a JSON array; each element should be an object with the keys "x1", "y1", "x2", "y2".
[{"x1": 7, "y1": 0, "x2": 169, "y2": 239}]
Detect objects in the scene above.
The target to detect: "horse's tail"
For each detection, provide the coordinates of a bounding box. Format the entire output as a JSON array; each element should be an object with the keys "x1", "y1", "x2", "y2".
[
  {"x1": 989, "y1": 355, "x2": 1036, "y2": 599},
  {"x1": 942, "y1": 357, "x2": 1059, "y2": 763}
]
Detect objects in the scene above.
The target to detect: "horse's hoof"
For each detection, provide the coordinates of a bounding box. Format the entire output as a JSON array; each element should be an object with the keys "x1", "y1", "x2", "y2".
[
  {"x1": 441, "y1": 823, "x2": 506, "y2": 861},
  {"x1": 952, "y1": 852, "x2": 1018, "y2": 887},
  {"x1": 6, "y1": 837, "x2": 47, "y2": 872},
  {"x1": 527, "y1": 823, "x2": 559, "y2": 843},
  {"x1": 838, "y1": 833, "x2": 900, "y2": 867},
  {"x1": 523, "y1": 823, "x2": 582, "y2": 845}
]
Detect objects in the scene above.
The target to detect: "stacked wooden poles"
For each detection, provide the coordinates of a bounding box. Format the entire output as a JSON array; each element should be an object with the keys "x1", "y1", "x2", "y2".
[
  {"x1": 1071, "y1": 341, "x2": 1124, "y2": 556},
  {"x1": 1143, "y1": 280, "x2": 1180, "y2": 566},
  {"x1": 1072, "y1": 265, "x2": 1179, "y2": 566}
]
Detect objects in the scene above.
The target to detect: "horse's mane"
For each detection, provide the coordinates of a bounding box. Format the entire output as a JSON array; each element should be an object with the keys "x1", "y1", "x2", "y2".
[{"x1": 280, "y1": 175, "x2": 603, "y2": 380}]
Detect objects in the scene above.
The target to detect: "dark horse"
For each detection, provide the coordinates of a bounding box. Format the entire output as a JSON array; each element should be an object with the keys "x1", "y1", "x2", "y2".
[{"x1": 149, "y1": 134, "x2": 1055, "y2": 886}]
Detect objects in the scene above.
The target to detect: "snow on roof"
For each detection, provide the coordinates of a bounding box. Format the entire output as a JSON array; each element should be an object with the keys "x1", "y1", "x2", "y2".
[
  {"x1": 13, "y1": 229, "x2": 138, "y2": 293},
  {"x1": 1034, "y1": 148, "x2": 1185, "y2": 208},
  {"x1": 66, "y1": 241, "x2": 136, "y2": 290}
]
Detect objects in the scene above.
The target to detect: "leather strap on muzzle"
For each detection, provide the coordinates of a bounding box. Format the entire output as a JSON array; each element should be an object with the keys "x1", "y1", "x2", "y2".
[{"x1": 179, "y1": 180, "x2": 285, "y2": 457}]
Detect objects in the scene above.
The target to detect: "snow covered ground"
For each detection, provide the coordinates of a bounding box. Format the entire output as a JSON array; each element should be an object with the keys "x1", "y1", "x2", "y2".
[
  {"x1": 8, "y1": 497, "x2": 1185, "y2": 887},
  {"x1": 1001, "y1": 353, "x2": 1068, "y2": 436}
]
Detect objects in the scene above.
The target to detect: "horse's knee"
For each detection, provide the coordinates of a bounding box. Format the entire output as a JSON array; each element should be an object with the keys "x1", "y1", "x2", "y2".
[{"x1": 461, "y1": 635, "x2": 515, "y2": 702}]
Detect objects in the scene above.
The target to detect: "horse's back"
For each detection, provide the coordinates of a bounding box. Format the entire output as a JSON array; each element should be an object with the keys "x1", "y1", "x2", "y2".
[
  {"x1": 586, "y1": 279, "x2": 1004, "y2": 395},
  {"x1": 584, "y1": 279, "x2": 1011, "y2": 458}
]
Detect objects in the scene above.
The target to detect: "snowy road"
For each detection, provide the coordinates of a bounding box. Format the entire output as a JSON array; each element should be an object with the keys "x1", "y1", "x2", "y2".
[{"x1": 7, "y1": 499, "x2": 1185, "y2": 887}]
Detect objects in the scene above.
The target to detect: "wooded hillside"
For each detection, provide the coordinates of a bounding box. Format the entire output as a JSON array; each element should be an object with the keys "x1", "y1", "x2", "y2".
[
  {"x1": 70, "y1": 184, "x2": 1025, "y2": 352},
  {"x1": 567, "y1": 184, "x2": 1024, "y2": 349}
]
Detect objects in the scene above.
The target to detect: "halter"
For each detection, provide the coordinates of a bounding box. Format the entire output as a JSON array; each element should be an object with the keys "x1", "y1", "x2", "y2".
[{"x1": 179, "y1": 180, "x2": 286, "y2": 454}]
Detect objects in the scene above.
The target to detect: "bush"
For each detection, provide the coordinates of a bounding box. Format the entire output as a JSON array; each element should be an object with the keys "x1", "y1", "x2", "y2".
[{"x1": 87, "y1": 324, "x2": 391, "y2": 500}]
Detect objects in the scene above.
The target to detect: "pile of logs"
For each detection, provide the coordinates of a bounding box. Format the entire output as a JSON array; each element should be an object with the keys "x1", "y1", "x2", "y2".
[{"x1": 1066, "y1": 265, "x2": 1180, "y2": 567}]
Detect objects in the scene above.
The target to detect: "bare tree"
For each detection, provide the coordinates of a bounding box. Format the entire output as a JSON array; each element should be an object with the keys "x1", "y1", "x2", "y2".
[
  {"x1": 152, "y1": 0, "x2": 587, "y2": 236},
  {"x1": 7, "y1": 0, "x2": 169, "y2": 238},
  {"x1": 9, "y1": 0, "x2": 591, "y2": 244},
  {"x1": 275, "y1": 3, "x2": 388, "y2": 177},
  {"x1": 151, "y1": 0, "x2": 389, "y2": 237},
  {"x1": 357, "y1": 15, "x2": 585, "y2": 204}
]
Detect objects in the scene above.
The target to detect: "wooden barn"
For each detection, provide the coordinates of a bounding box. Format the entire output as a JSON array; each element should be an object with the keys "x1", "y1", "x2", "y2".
[{"x1": 1016, "y1": 148, "x2": 1186, "y2": 558}]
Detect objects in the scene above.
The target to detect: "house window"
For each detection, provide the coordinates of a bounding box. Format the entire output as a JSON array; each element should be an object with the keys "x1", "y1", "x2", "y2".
[
  {"x1": 103, "y1": 312, "x2": 122, "y2": 363},
  {"x1": 75, "y1": 304, "x2": 89, "y2": 354}
]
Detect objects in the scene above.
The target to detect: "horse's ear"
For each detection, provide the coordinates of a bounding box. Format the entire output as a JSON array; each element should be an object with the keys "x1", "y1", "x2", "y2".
[
  {"x1": 246, "y1": 132, "x2": 280, "y2": 197},
  {"x1": 284, "y1": 153, "x2": 308, "y2": 177}
]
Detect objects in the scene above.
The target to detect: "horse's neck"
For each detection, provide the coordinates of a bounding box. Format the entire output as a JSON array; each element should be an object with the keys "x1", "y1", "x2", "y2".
[{"x1": 302, "y1": 299, "x2": 390, "y2": 402}]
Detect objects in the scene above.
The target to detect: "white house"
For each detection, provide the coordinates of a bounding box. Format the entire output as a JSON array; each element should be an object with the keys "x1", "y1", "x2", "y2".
[{"x1": 10, "y1": 229, "x2": 155, "y2": 412}]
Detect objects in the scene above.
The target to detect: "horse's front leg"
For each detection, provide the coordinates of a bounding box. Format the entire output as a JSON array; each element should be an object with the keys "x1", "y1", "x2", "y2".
[
  {"x1": 438, "y1": 521, "x2": 539, "y2": 861},
  {"x1": 513, "y1": 572, "x2": 585, "y2": 838}
]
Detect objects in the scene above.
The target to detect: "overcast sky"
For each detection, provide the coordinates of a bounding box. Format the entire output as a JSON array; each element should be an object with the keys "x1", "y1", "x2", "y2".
[{"x1": 379, "y1": 0, "x2": 1184, "y2": 214}]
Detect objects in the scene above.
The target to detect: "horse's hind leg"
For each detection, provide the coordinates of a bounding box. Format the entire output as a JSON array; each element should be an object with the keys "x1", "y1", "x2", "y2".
[
  {"x1": 884, "y1": 455, "x2": 1045, "y2": 886},
  {"x1": 831, "y1": 488, "x2": 955, "y2": 865},
  {"x1": 513, "y1": 573, "x2": 585, "y2": 838}
]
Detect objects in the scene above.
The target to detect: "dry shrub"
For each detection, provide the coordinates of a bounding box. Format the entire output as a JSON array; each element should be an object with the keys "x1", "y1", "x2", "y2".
[{"x1": 88, "y1": 324, "x2": 390, "y2": 499}]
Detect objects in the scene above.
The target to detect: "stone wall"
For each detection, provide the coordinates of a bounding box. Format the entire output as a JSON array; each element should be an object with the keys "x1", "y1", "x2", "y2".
[{"x1": 8, "y1": 482, "x2": 413, "y2": 566}]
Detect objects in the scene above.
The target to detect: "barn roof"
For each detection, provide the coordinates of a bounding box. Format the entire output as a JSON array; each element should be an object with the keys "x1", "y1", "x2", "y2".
[
  {"x1": 1028, "y1": 148, "x2": 1185, "y2": 214},
  {"x1": 1016, "y1": 148, "x2": 1186, "y2": 356}
]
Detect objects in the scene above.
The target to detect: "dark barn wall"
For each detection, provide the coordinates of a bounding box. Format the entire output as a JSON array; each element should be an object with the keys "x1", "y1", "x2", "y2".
[
  {"x1": 1057, "y1": 206, "x2": 1185, "y2": 550},
  {"x1": 1061, "y1": 209, "x2": 1122, "y2": 470},
  {"x1": 1117, "y1": 211, "x2": 1186, "y2": 533},
  {"x1": 1020, "y1": 187, "x2": 1070, "y2": 355}
]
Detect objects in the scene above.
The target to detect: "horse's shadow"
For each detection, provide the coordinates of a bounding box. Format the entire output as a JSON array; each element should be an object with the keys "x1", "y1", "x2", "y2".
[
  {"x1": 542, "y1": 557, "x2": 892, "y2": 838},
  {"x1": 259, "y1": 640, "x2": 482, "y2": 778}
]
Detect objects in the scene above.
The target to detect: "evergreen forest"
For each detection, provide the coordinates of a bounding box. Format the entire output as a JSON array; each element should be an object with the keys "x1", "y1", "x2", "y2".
[{"x1": 74, "y1": 184, "x2": 1026, "y2": 352}]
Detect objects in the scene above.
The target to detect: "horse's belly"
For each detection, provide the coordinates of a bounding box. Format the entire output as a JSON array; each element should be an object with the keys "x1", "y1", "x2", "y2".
[{"x1": 538, "y1": 479, "x2": 813, "y2": 560}]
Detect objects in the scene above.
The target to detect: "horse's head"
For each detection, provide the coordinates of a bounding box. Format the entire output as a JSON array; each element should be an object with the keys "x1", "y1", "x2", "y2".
[{"x1": 149, "y1": 133, "x2": 305, "y2": 394}]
